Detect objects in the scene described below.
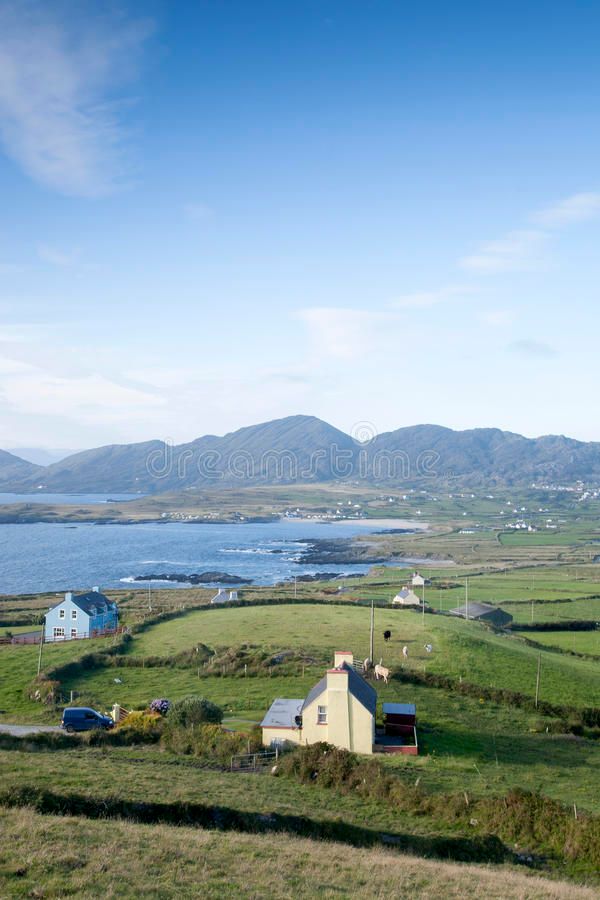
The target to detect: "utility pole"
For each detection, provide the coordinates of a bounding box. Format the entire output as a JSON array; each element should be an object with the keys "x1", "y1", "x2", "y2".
[
  {"x1": 369, "y1": 597, "x2": 374, "y2": 664},
  {"x1": 535, "y1": 653, "x2": 541, "y2": 708},
  {"x1": 36, "y1": 628, "x2": 44, "y2": 676},
  {"x1": 294, "y1": 576, "x2": 297, "y2": 600},
  {"x1": 148, "y1": 583, "x2": 152, "y2": 611},
  {"x1": 422, "y1": 583, "x2": 426, "y2": 627},
  {"x1": 465, "y1": 578, "x2": 469, "y2": 621}
]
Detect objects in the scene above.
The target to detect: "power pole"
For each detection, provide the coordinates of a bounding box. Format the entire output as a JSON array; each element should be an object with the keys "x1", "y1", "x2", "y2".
[
  {"x1": 369, "y1": 597, "x2": 374, "y2": 664},
  {"x1": 294, "y1": 576, "x2": 297, "y2": 600},
  {"x1": 36, "y1": 628, "x2": 44, "y2": 676},
  {"x1": 535, "y1": 653, "x2": 541, "y2": 708},
  {"x1": 148, "y1": 583, "x2": 152, "y2": 611},
  {"x1": 422, "y1": 583, "x2": 426, "y2": 627},
  {"x1": 465, "y1": 578, "x2": 469, "y2": 621}
]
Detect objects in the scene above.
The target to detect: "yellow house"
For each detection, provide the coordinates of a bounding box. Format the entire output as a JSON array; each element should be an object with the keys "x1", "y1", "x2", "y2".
[{"x1": 261, "y1": 651, "x2": 376, "y2": 755}]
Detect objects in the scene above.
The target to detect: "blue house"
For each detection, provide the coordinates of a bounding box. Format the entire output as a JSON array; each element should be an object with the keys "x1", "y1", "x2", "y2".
[{"x1": 44, "y1": 588, "x2": 118, "y2": 641}]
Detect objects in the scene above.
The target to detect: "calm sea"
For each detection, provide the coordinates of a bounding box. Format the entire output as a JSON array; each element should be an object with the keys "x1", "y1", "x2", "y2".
[{"x1": 0, "y1": 504, "x2": 420, "y2": 595}]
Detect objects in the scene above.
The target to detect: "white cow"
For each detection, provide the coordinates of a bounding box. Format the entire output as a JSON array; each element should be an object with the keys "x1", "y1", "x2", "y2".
[
  {"x1": 402, "y1": 645, "x2": 409, "y2": 659},
  {"x1": 374, "y1": 658, "x2": 390, "y2": 684}
]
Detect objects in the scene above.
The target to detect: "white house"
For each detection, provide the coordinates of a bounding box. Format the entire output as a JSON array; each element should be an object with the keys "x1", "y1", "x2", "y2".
[
  {"x1": 392, "y1": 587, "x2": 423, "y2": 607},
  {"x1": 211, "y1": 589, "x2": 239, "y2": 604},
  {"x1": 411, "y1": 572, "x2": 431, "y2": 587}
]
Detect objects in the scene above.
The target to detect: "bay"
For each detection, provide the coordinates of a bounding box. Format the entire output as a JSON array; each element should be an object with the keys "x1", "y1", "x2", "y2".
[{"x1": 0, "y1": 518, "x2": 421, "y2": 595}]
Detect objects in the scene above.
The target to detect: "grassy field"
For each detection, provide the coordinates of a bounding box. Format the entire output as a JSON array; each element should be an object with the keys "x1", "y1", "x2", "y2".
[
  {"x1": 0, "y1": 636, "x2": 114, "y2": 719},
  {"x1": 518, "y1": 630, "x2": 600, "y2": 656},
  {"x1": 115, "y1": 604, "x2": 600, "y2": 708},
  {"x1": 1, "y1": 806, "x2": 592, "y2": 900}
]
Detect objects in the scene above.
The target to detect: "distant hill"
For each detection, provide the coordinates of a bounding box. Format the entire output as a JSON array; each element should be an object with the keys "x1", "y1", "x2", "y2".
[
  {"x1": 2, "y1": 416, "x2": 600, "y2": 493},
  {"x1": 0, "y1": 449, "x2": 42, "y2": 486}
]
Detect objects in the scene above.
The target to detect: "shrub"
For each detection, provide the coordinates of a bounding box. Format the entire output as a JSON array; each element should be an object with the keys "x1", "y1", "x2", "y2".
[
  {"x1": 161, "y1": 723, "x2": 261, "y2": 765},
  {"x1": 149, "y1": 698, "x2": 171, "y2": 716},
  {"x1": 166, "y1": 695, "x2": 223, "y2": 728}
]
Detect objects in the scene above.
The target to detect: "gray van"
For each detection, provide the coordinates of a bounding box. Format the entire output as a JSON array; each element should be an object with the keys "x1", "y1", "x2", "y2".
[{"x1": 61, "y1": 707, "x2": 114, "y2": 733}]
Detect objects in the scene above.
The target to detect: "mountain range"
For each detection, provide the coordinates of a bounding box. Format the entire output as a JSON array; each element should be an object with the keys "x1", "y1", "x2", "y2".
[{"x1": 1, "y1": 415, "x2": 599, "y2": 493}]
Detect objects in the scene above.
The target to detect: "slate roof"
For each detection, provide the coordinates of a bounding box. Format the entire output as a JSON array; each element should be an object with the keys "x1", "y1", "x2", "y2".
[
  {"x1": 301, "y1": 662, "x2": 377, "y2": 717},
  {"x1": 71, "y1": 591, "x2": 114, "y2": 616},
  {"x1": 261, "y1": 698, "x2": 304, "y2": 728},
  {"x1": 450, "y1": 602, "x2": 501, "y2": 619},
  {"x1": 301, "y1": 676, "x2": 327, "y2": 712}
]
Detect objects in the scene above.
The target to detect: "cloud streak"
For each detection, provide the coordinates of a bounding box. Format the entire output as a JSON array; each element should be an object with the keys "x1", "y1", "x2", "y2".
[
  {"x1": 531, "y1": 192, "x2": 600, "y2": 227},
  {"x1": 460, "y1": 230, "x2": 548, "y2": 274},
  {"x1": 0, "y1": 1, "x2": 153, "y2": 196}
]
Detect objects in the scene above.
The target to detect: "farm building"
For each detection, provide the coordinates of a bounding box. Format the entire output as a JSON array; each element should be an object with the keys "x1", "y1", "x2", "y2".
[
  {"x1": 449, "y1": 602, "x2": 513, "y2": 627},
  {"x1": 44, "y1": 588, "x2": 118, "y2": 641},
  {"x1": 392, "y1": 587, "x2": 423, "y2": 607}
]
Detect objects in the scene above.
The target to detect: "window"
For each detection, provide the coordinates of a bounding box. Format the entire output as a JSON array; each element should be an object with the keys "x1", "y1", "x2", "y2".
[
  {"x1": 53, "y1": 627, "x2": 65, "y2": 639},
  {"x1": 71, "y1": 609, "x2": 77, "y2": 620},
  {"x1": 59, "y1": 609, "x2": 65, "y2": 619},
  {"x1": 317, "y1": 705, "x2": 327, "y2": 724},
  {"x1": 70, "y1": 628, "x2": 78, "y2": 638}
]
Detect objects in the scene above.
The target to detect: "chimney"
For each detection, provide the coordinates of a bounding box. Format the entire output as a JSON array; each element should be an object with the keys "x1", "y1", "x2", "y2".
[
  {"x1": 333, "y1": 651, "x2": 353, "y2": 668},
  {"x1": 92, "y1": 586, "x2": 100, "y2": 593},
  {"x1": 65, "y1": 591, "x2": 73, "y2": 602}
]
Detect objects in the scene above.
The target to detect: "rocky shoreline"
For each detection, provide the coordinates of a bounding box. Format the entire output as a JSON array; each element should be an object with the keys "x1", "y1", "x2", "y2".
[{"x1": 133, "y1": 571, "x2": 253, "y2": 585}]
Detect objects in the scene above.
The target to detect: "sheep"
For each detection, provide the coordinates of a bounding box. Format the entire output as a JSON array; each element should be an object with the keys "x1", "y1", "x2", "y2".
[
  {"x1": 383, "y1": 629, "x2": 391, "y2": 642},
  {"x1": 374, "y1": 659, "x2": 390, "y2": 683}
]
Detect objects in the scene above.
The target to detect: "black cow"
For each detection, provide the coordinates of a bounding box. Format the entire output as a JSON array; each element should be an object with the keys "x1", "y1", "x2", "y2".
[{"x1": 383, "y1": 629, "x2": 392, "y2": 642}]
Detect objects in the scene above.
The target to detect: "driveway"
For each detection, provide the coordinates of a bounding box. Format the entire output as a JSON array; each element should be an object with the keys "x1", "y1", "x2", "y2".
[{"x1": 0, "y1": 724, "x2": 62, "y2": 736}]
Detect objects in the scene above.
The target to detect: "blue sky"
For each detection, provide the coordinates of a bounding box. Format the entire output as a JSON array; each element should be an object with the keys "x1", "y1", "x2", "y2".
[{"x1": 1, "y1": 0, "x2": 599, "y2": 451}]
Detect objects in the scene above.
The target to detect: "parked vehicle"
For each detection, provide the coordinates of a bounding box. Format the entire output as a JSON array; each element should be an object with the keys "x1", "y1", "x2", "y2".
[{"x1": 61, "y1": 707, "x2": 114, "y2": 733}]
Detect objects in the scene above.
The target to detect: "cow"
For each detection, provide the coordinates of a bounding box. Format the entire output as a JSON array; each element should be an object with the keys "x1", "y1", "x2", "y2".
[
  {"x1": 383, "y1": 629, "x2": 391, "y2": 642},
  {"x1": 374, "y1": 659, "x2": 390, "y2": 684}
]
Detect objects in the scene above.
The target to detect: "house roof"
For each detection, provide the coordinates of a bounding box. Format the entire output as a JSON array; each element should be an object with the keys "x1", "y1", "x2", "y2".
[
  {"x1": 383, "y1": 702, "x2": 416, "y2": 716},
  {"x1": 449, "y1": 602, "x2": 504, "y2": 619},
  {"x1": 393, "y1": 588, "x2": 421, "y2": 603},
  {"x1": 70, "y1": 591, "x2": 114, "y2": 615},
  {"x1": 261, "y1": 698, "x2": 304, "y2": 728},
  {"x1": 302, "y1": 676, "x2": 327, "y2": 711},
  {"x1": 301, "y1": 662, "x2": 377, "y2": 717}
]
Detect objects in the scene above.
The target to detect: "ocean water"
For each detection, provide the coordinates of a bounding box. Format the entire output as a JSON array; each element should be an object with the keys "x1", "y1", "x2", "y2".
[
  {"x1": 0, "y1": 519, "x2": 417, "y2": 595},
  {"x1": 0, "y1": 493, "x2": 142, "y2": 505}
]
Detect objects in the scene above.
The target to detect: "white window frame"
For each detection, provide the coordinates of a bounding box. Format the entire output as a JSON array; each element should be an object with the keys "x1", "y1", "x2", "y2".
[
  {"x1": 71, "y1": 609, "x2": 77, "y2": 620},
  {"x1": 70, "y1": 628, "x2": 78, "y2": 638},
  {"x1": 59, "y1": 609, "x2": 65, "y2": 619},
  {"x1": 317, "y1": 705, "x2": 327, "y2": 724},
  {"x1": 53, "y1": 627, "x2": 65, "y2": 639}
]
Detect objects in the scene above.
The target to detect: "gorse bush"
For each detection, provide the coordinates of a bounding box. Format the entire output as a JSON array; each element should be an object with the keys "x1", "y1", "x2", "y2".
[
  {"x1": 166, "y1": 695, "x2": 223, "y2": 728},
  {"x1": 278, "y1": 743, "x2": 600, "y2": 875}
]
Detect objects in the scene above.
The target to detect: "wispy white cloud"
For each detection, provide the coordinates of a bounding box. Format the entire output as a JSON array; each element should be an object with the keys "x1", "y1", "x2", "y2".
[
  {"x1": 0, "y1": 1, "x2": 153, "y2": 196},
  {"x1": 460, "y1": 230, "x2": 548, "y2": 274},
  {"x1": 295, "y1": 307, "x2": 400, "y2": 360},
  {"x1": 391, "y1": 284, "x2": 471, "y2": 309},
  {"x1": 478, "y1": 309, "x2": 516, "y2": 328},
  {"x1": 531, "y1": 192, "x2": 600, "y2": 227},
  {"x1": 508, "y1": 339, "x2": 558, "y2": 359}
]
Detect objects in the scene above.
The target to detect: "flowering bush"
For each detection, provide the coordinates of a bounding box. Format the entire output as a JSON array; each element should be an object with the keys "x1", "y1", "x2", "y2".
[
  {"x1": 166, "y1": 695, "x2": 223, "y2": 728},
  {"x1": 149, "y1": 698, "x2": 172, "y2": 716}
]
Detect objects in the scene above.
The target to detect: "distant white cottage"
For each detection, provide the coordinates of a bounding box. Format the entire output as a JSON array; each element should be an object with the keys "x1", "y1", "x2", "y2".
[
  {"x1": 392, "y1": 587, "x2": 423, "y2": 607},
  {"x1": 411, "y1": 571, "x2": 431, "y2": 587},
  {"x1": 211, "y1": 589, "x2": 239, "y2": 604}
]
